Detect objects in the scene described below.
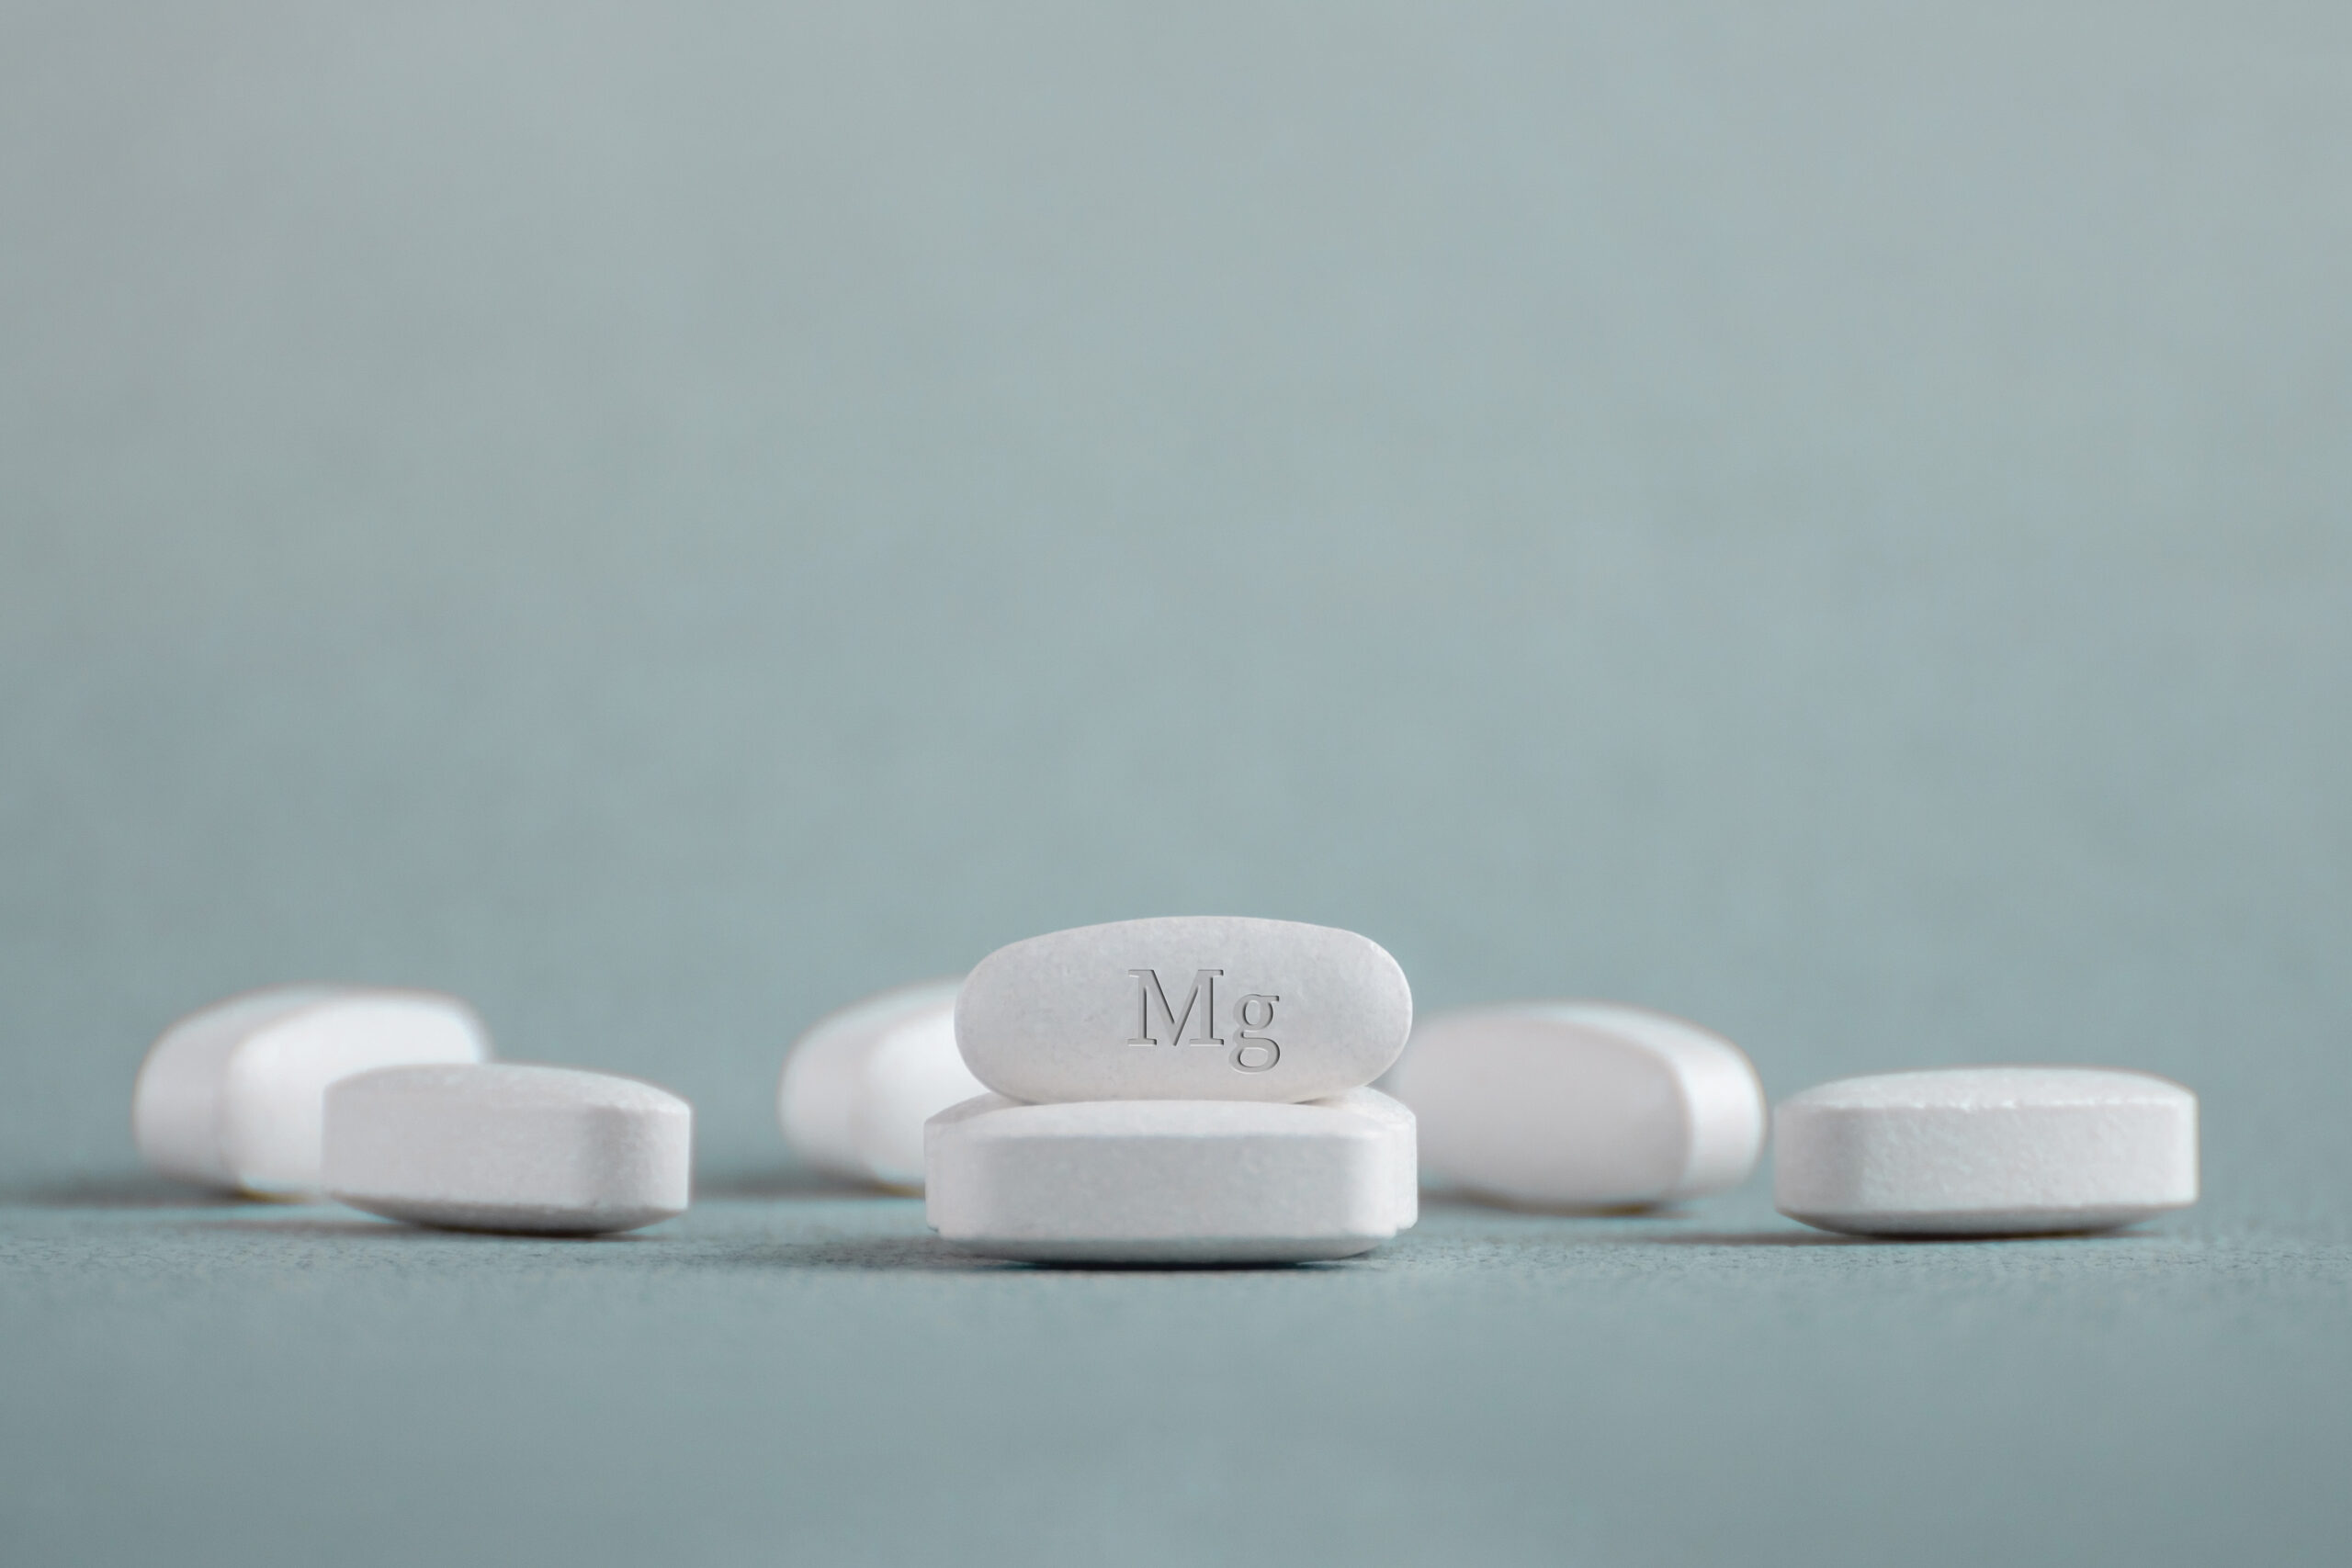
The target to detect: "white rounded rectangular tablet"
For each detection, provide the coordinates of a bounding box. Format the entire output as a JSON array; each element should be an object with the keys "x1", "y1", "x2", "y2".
[
  {"x1": 778, "y1": 978, "x2": 982, "y2": 1190},
  {"x1": 1392, "y1": 1001, "x2": 1765, "y2": 1209},
  {"x1": 325, "y1": 1064, "x2": 692, "y2": 1235},
  {"x1": 134, "y1": 985, "x2": 491, "y2": 1198},
  {"x1": 955, "y1": 916, "x2": 1412, "y2": 1104},
  {"x1": 924, "y1": 1088, "x2": 1417, "y2": 1263},
  {"x1": 1774, "y1": 1066, "x2": 2198, "y2": 1236}
]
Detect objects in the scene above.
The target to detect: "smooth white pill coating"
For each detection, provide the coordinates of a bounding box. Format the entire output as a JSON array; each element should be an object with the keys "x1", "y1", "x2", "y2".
[
  {"x1": 777, "y1": 979, "x2": 983, "y2": 1190},
  {"x1": 956, "y1": 916, "x2": 1412, "y2": 1104},
  {"x1": 133, "y1": 986, "x2": 491, "y2": 1198},
  {"x1": 1391, "y1": 1001, "x2": 1766, "y2": 1209},
  {"x1": 924, "y1": 1088, "x2": 1417, "y2": 1263},
  {"x1": 325, "y1": 1064, "x2": 692, "y2": 1235},
  {"x1": 1774, "y1": 1066, "x2": 2198, "y2": 1236}
]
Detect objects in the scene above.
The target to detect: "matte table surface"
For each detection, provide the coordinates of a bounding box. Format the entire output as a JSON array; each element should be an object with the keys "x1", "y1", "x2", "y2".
[{"x1": 5, "y1": 1177, "x2": 2346, "y2": 1567}]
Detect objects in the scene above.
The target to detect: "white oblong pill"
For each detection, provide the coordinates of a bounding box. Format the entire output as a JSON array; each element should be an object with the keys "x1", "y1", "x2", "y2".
[
  {"x1": 133, "y1": 985, "x2": 344, "y2": 1188},
  {"x1": 324, "y1": 1063, "x2": 692, "y2": 1235},
  {"x1": 955, "y1": 916, "x2": 1412, "y2": 1104},
  {"x1": 776, "y1": 978, "x2": 982, "y2": 1190},
  {"x1": 779, "y1": 982, "x2": 952, "y2": 1179},
  {"x1": 923, "y1": 1088, "x2": 1417, "y2": 1263},
  {"x1": 133, "y1": 986, "x2": 491, "y2": 1198},
  {"x1": 854, "y1": 1002, "x2": 988, "y2": 1189},
  {"x1": 1773, "y1": 1066, "x2": 2198, "y2": 1237},
  {"x1": 1392, "y1": 1001, "x2": 1765, "y2": 1209}
]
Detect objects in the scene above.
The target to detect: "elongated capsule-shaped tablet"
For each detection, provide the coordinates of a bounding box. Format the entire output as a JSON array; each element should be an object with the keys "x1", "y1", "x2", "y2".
[
  {"x1": 324, "y1": 1064, "x2": 692, "y2": 1235},
  {"x1": 924, "y1": 1089, "x2": 1417, "y2": 1263},
  {"x1": 1774, "y1": 1066, "x2": 2198, "y2": 1237},
  {"x1": 956, "y1": 916, "x2": 1412, "y2": 1104},
  {"x1": 1389, "y1": 1001, "x2": 1766, "y2": 1209},
  {"x1": 133, "y1": 986, "x2": 491, "y2": 1198},
  {"x1": 778, "y1": 979, "x2": 982, "y2": 1190}
]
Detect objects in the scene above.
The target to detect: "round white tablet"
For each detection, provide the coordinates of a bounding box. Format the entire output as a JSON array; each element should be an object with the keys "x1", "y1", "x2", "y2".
[
  {"x1": 956, "y1": 916, "x2": 1412, "y2": 1104},
  {"x1": 777, "y1": 978, "x2": 981, "y2": 1190},
  {"x1": 1391, "y1": 1001, "x2": 1765, "y2": 1209},
  {"x1": 133, "y1": 985, "x2": 491, "y2": 1198},
  {"x1": 324, "y1": 1063, "x2": 692, "y2": 1235},
  {"x1": 923, "y1": 1088, "x2": 1417, "y2": 1264},
  {"x1": 1773, "y1": 1066, "x2": 2199, "y2": 1237}
]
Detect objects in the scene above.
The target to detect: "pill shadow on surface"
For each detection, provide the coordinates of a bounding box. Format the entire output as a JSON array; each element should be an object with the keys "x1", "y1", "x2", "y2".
[
  {"x1": 187, "y1": 1215, "x2": 656, "y2": 1242},
  {"x1": 1004, "y1": 1259, "x2": 1361, "y2": 1274},
  {"x1": 0, "y1": 1171, "x2": 249, "y2": 1209},
  {"x1": 676, "y1": 1236, "x2": 1343, "y2": 1274},
  {"x1": 1419, "y1": 1193, "x2": 1680, "y2": 1220},
  {"x1": 1602, "y1": 1230, "x2": 1874, "y2": 1247},
  {"x1": 1419, "y1": 1196, "x2": 1869, "y2": 1245},
  {"x1": 686, "y1": 1235, "x2": 1015, "y2": 1273},
  {"x1": 693, "y1": 1168, "x2": 891, "y2": 1200},
  {"x1": 1598, "y1": 1228, "x2": 2174, "y2": 1247}
]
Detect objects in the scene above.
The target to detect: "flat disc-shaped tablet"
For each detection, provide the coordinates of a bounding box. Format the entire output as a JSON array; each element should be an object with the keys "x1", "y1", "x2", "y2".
[
  {"x1": 325, "y1": 1063, "x2": 692, "y2": 1235},
  {"x1": 923, "y1": 1089, "x2": 1417, "y2": 1263},
  {"x1": 956, "y1": 916, "x2": 1412, "y2": 1104},
  {"x1": 1773, "y1": 1066, "x2": 2198, "y2": 1236}
]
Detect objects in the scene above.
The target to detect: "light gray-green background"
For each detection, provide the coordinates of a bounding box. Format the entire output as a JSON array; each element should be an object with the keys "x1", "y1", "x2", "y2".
[{"x1": 3, "y1": 5, "x2": 2346, "y2": 1564}]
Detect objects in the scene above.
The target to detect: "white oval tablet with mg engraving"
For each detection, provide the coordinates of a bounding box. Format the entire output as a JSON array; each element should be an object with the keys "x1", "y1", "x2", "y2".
[{"x1": 955, "y1": 916, "x2": 1412, "y2": 1104}]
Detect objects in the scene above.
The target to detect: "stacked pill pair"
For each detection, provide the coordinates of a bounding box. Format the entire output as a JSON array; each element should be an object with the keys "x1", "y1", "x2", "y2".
[
  {"x1": 133, "y1": 985, "x2": 692, "y2": 1235},
  {"x1": 920, "y1": 916, "x2": 1419, "y2": 1263}
]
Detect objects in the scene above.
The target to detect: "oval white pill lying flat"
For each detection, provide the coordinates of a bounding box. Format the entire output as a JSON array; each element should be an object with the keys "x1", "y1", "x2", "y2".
[
  {"x1": 924, "y1": 1088, "x2": 1416, "y2": 1263},
  {"x1": 1391, "y1": 1002, "x2": 1765, "y2": 1209},
  {"x1": 777, "y1": 979, "x2": 983, "y2": 1190},
  {"x1": 1773, "y1": 1066, "x2": 2198, "y2": 1237},
  {"x1": 133, "y1": 986, "x2": 491, "y2": 1198},
  {"x1": 956, "y1": 916, "x2": 1412, "y2": 1104},
  {"x1": 324, "y1": 1064, "x2": 691, "y2": 1235}
]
